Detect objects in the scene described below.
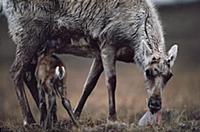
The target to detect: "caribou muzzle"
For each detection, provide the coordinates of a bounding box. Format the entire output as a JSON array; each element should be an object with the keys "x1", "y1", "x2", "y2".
[{"x1": 148, "y1": 95, "x2": 162, "y2": 114}]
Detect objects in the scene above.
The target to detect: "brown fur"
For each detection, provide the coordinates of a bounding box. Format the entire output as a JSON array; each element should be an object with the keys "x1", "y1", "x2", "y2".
[
  {"x1": 35, "y1": 53, "x2": 78, "y2": 128},
  {"x1": 35, "y1": 54, "x2": 66, "y2": 95}
]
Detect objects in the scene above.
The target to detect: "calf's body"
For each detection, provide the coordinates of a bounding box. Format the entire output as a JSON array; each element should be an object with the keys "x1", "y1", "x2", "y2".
[{"x1": 35, "y1": 54, "x2": 78, "y2": 128}]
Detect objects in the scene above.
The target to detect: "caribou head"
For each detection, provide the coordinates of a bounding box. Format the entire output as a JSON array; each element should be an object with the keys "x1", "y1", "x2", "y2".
[{"x1": 143, "y1": 42, "x2": 178, "y2": 114}]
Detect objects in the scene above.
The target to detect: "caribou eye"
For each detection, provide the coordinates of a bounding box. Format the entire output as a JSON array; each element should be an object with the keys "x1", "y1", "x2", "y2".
[
  {"x1": 164, "y1": 72, "x2": 173, "y2": 84},
  {"x1": 145, "y1": 69, "x2": 154, "y2": 79}
]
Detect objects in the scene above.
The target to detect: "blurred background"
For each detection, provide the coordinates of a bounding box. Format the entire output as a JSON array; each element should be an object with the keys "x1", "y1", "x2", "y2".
[{"x1": 0, "y1": 0, "x2": 200, "y2": 123}]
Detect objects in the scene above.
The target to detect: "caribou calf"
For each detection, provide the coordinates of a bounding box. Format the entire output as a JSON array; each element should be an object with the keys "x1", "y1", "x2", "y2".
[{"x1": 35, "y1": 46, "x2": 78, "y2": 128}]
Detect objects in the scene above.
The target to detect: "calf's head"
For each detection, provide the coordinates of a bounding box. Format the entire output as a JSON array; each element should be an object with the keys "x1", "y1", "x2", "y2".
[{"x1": 143, "y1": 43, "x2": 178, "y2": 114}]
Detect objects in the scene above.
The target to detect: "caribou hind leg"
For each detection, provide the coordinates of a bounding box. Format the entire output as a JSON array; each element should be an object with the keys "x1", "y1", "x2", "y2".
[
  {"x1": 10, "y1": 44, "x2": 39, "y2": 126},
  {"x1": 74, "y1": 58, "x2": 103, "y2": 118},
  {"x1": 24, "y1": 62, "x2": 40, "y2": 108},
  {"x1": 101, "y1": 46, "x2": 117, "y2": 121}
]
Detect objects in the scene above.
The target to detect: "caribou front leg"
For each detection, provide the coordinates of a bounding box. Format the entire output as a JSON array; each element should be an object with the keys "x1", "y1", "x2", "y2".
[
  {"x1": 101, "y1": 46, "x2": 117, "y2": 121},
  {"x1": 74, "y1": 58, "x2": 103, "y2": 118}
]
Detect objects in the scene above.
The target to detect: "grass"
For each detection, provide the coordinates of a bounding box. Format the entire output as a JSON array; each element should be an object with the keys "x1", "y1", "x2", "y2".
[{"x1": 1, "y1": 109, "x2": 200, "y2": 132}]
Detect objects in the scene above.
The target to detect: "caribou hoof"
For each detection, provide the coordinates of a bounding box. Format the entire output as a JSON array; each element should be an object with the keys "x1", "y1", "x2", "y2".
[
  {"x1": 108, "y1": 114, "x2": 117, "y2": 122},
  {"x1": 23, "y1": 116, "x2": 36, "y2": 127},
  {"x1": 73, "y1": 111, "x2": 81, "y2": 120}
]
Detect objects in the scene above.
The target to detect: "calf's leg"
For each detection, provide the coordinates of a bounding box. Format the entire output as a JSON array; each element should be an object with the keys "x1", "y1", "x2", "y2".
[
  {"x1": 52, "y1": 100, "x2": 58, "y2": 125},
  {"x1": 58, "y1": 86, "x2": 79, "y2": 126},
  {"x1": 45, "y1": 92, "x2": 56, "y2": 129},
  {"x1": 38, "y1": 83, "x2": 47, "y2": 127}
]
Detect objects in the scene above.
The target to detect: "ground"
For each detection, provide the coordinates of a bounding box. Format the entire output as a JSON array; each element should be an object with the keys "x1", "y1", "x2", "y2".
[{"x1": 1, "y1": 109, "x2": 200, "y2": 132}]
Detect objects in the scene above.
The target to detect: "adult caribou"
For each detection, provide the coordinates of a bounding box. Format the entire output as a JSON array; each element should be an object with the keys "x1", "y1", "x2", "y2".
[{"x1": 1, "y1": 0, "x2": 178, "y2": 126}]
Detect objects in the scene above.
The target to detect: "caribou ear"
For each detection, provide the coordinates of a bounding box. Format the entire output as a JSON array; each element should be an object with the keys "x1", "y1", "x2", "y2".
[
  {"x1": 167, "y1": 45, "x2": 178, "y2": 67},
  {"x1": 142, "y1": 40, "x2": 152, "y2": 56},
  {"x1": 0, "y1": 1, "x2": 3, "y2": 16}
]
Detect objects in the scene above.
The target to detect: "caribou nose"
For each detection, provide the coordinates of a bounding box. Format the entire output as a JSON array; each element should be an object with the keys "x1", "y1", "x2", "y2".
[{"x1": 148, "y1": 95, "x2": 162, "y2": 114}]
